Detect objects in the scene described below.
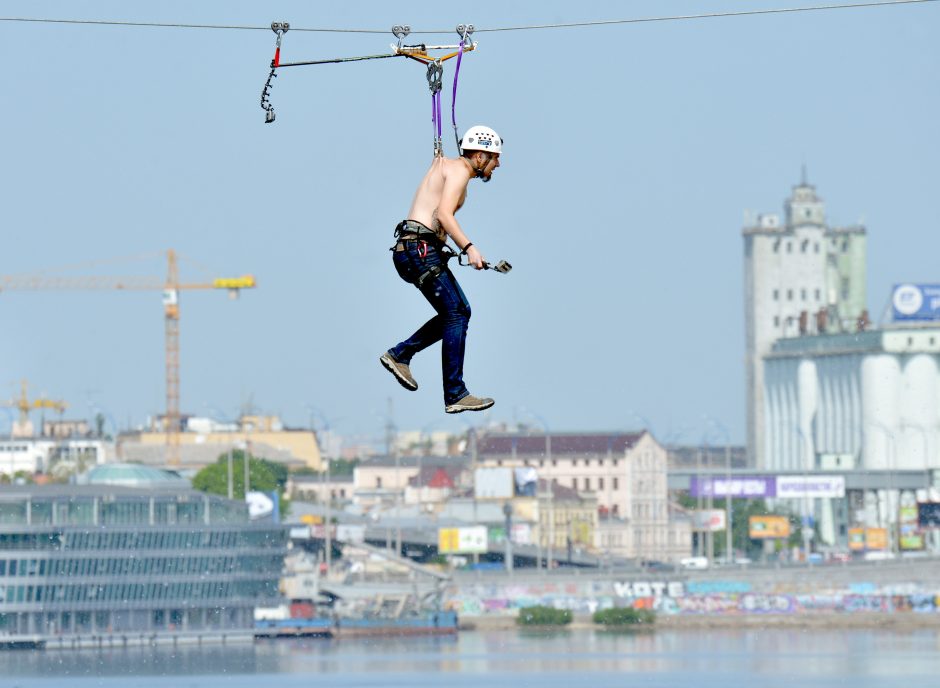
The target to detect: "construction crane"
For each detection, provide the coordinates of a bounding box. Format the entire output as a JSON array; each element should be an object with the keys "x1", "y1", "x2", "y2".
[
  {"x1": 2, "y1": 379, "x2": 67, "y2": 438},
  {"x1": 0, "y1": 249, "x2": 256, "y2": 466}
]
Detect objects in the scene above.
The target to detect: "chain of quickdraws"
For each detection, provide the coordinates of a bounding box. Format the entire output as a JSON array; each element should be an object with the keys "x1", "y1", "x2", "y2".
[{"x1": 261, "y1": 22, "x2": 289, "y2": 124}]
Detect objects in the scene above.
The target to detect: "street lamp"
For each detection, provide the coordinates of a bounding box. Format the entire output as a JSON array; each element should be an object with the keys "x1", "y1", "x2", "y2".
[
  {"x1": 705, "y1": 416, "x2": 733, "y2": 565},
  {"x1": 502, "y1": 502, "x2": 514, "y2": 574},
  {"x1": 516, "y1": 407, "x2": 552, "y2": 570},
  {"x1": 869, "y1": 421, "x2": 898, "y2": 555}
]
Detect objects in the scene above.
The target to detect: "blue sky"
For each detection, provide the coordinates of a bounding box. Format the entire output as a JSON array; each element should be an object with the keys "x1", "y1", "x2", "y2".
[{"x1": 0, "y1": 1, "x2": 937, "y2": 447}]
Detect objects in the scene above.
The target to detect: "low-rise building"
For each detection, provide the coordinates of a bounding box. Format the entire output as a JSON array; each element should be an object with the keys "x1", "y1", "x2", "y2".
[
  {"x1": 352, "y1": 456, "x2": 469, "y2": 509},
  {"x1": 0, "y1": 437, "x2": 111, "y2": 478},
  {"x1": 287, "y1": 474, "x2": 354, "y2": 504},
  {"x1": 116, "y1": 415, "x2": 322, "y2": 472},
  {"x1": 475, "y1": 431, "x2": 689, "y2": 561}
]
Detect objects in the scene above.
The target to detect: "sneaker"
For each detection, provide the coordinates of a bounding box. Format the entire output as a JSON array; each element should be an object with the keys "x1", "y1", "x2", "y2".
[
  {"x1": 445, "y1": 394, "x2": 495, "y2": 414},
  {"x1": 380, "y1": 352, "x2": 418, "y2": 391}
]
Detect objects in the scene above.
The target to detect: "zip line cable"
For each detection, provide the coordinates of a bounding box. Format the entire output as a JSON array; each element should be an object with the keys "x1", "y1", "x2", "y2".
[{"x1": 0, "y1": 0, "x2": 936, "y2": 35}]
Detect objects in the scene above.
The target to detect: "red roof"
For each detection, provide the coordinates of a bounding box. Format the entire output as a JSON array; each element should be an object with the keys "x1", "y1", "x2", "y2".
[{"x1": 408, "y1": 464, "x2": 460, "y2": 488}]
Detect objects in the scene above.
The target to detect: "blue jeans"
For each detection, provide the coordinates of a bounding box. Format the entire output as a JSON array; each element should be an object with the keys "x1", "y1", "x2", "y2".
[{"x1": 389, "y1": 241, "x2": 471, "y2": 405}]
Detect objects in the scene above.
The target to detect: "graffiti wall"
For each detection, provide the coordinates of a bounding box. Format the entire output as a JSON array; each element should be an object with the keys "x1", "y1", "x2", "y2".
[{"x1": 444, "y1": 578, "x2": 940, "y2": 617}]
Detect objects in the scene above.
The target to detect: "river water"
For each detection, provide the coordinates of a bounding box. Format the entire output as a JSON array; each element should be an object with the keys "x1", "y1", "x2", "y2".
[{"x1": 2, "y1": 628, "x2": 939, "y2": 687}]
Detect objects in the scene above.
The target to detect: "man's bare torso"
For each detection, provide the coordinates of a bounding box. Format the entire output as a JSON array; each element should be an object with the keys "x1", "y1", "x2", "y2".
[{"x1": 407, "y1": 157, "x2": 469, "y2": 243}]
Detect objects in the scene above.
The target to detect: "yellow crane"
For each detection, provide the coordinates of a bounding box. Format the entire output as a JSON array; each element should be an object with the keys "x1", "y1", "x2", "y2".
[
  {"x1": 0, "y1": 249, "x2": 256, "y2": 466},
  {"x1": 3, "y1": 379, "x2": 67, "y2": 438}
]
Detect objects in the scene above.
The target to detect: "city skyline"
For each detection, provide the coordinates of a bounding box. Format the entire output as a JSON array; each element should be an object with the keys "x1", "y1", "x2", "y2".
[{"x1": 1, "y1": 1, "x2": 937, "y2": 445}]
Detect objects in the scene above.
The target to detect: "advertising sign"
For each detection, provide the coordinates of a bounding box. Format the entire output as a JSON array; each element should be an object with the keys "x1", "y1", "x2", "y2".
[
  {"x1": 918, "y1": 502, "x2": 940, "y2": 528},
  {"x1": 438, "y1": 526, "x2": 488, "y2": 554},
  {"x1": 336, "y1": 525, "x2": 365, "y2": 543},
  {"x1": 748, "y1": 515, "x2": 790, "y2": 539},
  {"x1": 898, "y1": 500, "x2": 922, "y2": 550},
  {"x1": 892, "y1": 284, "x2": 940, "y2": 321},
  {"x1": 864, "y1": 528, "x2": 888, "y2": 550},
  {"x1": 458, "y1": 526, "x2": 488, "y2": 553},
  {"x1": 474, "y1": 467, "x2": 514, "y2": 499},
  {"x1": 775, "y1": 475, "x2": 845, "y2": 499},
  {"x1": 693, "y1": 509, "x2": 727, "y2": 532},
  {"x1": 512, "y1": 523, "x2": 533, "y2": 545},
  {"x1": 690, "y1": 476, "x2": 775, "y2": 498},
  {"x1": 848, "y1": 528, "x2": 866, "y2": 551},
  {"x1": 438, "y1": 528, "x2": 460, "y2": 553}
]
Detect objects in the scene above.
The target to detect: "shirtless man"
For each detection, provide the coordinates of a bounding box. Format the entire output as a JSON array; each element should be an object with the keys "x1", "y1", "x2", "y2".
[{"x1": 380, "y1": 125, "x2": 502, "y2": 414}]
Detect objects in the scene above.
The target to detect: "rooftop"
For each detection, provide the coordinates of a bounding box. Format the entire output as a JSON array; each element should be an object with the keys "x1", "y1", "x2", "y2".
[
  {"x1": 76, "y1": 463, "x2": 190, "y2": 489},
  {"x1": 477, "y1": 432, "x2": 646, "y2": 457}
]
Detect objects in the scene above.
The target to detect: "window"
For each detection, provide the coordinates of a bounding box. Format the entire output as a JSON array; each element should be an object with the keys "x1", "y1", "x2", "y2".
[
  {"x1": 842, "y1": 240, "x2": 849, "y2": 253},
  {"x1": 375, "y1": 476, "x2": 382, "y2": 488},
  {"x1": 584, "y1": 478, "x2": 591, "y2": 490},
  {"x1": 814, "y1": 243, "x2": 820, "y2": 253},
  {"x1": 599, "y1": 477, "x2": 605, "y2": 490},
  {"x1": 787, "y1": 289, "x2": 793, "y2": 301},
  {"x1": 801, "y1": 289, "x2": 807, "y2": 301},
  {"x1": 772, "y1": 289, "x2": 779, "y2": 301},
  {"x1": 772, "y1": 240, "x2": 780, "y2": 254},
  {"x1": 786, "y1": 242, "x2": 792, "y2": 253},
  {"x1": 815, "y1": 288, "x2": 821, "y2": 301},
  {"x1": 800, "y1": 240, "x2": 808, "y2": 253},
  {"x1": 841, "y1": 277, "x2": 850, "y2": 301},
  {"x1": 613, "y1": 478, "x2": 619, "y2": 490}
]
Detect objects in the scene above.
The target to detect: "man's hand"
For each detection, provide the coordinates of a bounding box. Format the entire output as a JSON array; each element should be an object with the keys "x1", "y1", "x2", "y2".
[{"x1": 466, "y1": 245, "x2": 486, "y2": 270}]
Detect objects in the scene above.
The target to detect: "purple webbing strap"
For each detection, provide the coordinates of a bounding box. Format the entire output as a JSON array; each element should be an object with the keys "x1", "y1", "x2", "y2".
[
  {"x1": 436, "y1": 90, "x2": 442, "y2": 140},
  {"x1": 451, "y1": 40, "x2": 464, "y2": 143}
]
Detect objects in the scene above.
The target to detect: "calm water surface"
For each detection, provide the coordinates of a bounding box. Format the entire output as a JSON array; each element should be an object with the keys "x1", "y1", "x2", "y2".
[{"x1": 1, "y1": 629, "x2": 939, "y2": 688}]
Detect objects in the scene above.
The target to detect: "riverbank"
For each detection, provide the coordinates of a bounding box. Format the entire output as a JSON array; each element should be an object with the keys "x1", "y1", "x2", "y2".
[{"x1": 461, "y1": 612, "x2": 940, "y2": 632}]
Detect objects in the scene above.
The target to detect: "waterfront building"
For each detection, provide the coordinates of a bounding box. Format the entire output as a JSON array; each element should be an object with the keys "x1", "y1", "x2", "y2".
[
  {"x1": 0, "y1": 480, "x2": 287, "y2": 647},
  {"x1": 116, "y1": 414, "x2": 322, "y2": 472},
  {"x1": 743, "y1": 178, "x2": 867, "y2": 468}
]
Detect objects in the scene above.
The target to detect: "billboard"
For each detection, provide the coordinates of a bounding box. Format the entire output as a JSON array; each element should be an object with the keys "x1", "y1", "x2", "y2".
[
  {"x1": 899, "y1": 501, "x2": 923, "y2": 551},
  {"x1": 918, "y1": 502, "x2": 940, "y2": 528},
  {"x1": 848, "y1": 528, "x2": 866, "y2": 551},
  {"x1": 438, "y1": 526, "x2": 488, "y2": 554},
  {"x1": 749, "y1": 515, "x2": 790, "y2": 539},
  {"x1": 692, "y1": 509, "x2": 727, "y2": 532},
  {"x1": 892, "y1": 284, "x2": 940, "y2": 321},
  {"x1": 775, "y1": 475, "x2": 845, "y2": 498},
  {"x1": 864, "y1": 528, "x2": 888, "y2": 551},
  {"x1": 690, "y1": 476, "x2": 775, "y2": 498},
  {"x1": 475, "y1": 467, "x2": 514, "y2": 499}
]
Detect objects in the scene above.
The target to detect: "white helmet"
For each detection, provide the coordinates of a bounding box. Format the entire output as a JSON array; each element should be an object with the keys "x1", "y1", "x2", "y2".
[{"x1": 461, "y1": 125, "x2": 502, "y2": 155}]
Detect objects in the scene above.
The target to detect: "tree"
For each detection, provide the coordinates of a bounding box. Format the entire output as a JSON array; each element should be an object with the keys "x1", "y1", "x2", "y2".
[{"x1": 191, "y1": 450, "x2": 288, "y2": 516}]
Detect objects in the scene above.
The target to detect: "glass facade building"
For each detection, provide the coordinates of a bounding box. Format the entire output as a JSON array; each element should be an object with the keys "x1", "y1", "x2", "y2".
[{"x1": 0, "y1": 485, "x2": 287, "y2": 646}]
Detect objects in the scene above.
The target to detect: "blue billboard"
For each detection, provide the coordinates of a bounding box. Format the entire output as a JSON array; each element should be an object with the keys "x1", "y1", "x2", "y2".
[{"x1": 892, "y1": 284, "x2": 940, "y2": 321}]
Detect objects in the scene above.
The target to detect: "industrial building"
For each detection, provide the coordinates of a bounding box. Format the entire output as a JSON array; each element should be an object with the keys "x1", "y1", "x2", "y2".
[{"x1": 743, "y1": 178, "x2": 867, "y2": 468}]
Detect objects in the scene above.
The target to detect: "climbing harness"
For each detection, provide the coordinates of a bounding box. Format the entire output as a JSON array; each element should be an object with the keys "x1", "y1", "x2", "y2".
[
  {"x1": 260, "y1": 20, "x2": 477, "y2": 157},
  {"x1": 390, "y1": 219, "x2": 511, "y2": 285}
]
